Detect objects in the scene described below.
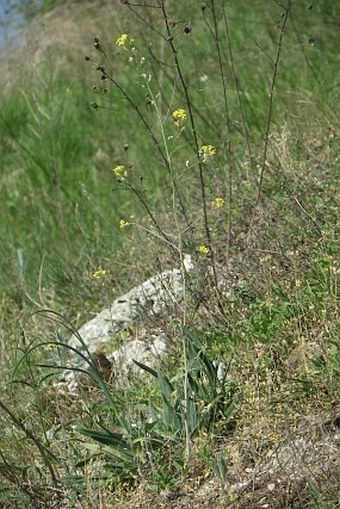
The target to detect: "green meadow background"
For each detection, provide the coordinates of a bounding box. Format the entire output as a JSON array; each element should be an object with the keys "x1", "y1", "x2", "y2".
[{"x1": 0, "y1": 1, "x2": 339, "y2": 507}]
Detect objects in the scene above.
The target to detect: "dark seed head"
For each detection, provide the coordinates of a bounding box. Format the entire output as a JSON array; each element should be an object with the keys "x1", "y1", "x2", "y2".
[
  {"x1": 184, "y1": 25, "x2": 192, "y2": 34},
  {"x1": 90, "y1": 101, "x2": 98, "y2": 109},
  {"x1": 85, "y1": 56, "x2": 90, "y2": 61},
  {"x1": 93, "y1": 36, "x2": 100, "y2": 43}
]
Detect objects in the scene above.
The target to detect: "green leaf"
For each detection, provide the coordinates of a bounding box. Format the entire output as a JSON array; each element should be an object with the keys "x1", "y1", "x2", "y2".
[
  {"x1": 77, "y1": 427, "x2": 126, "y2": 447},
  {"x1": 133, "y1": 359, "x2": 158, "y2": 378}
]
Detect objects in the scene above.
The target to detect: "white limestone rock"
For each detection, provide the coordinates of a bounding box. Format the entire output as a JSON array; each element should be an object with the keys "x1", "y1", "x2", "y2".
[{"x1": 62, "y1": 264, "x2": 191, "y2": 392}]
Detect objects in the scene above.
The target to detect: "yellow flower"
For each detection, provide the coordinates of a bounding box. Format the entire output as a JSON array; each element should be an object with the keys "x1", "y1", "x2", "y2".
[
  {"x1": 93, "y1": 269, "x2": 107, "y2": 279},
  {"x1": 212, "y1": 197, "x2": 225, "y2": 208},
  {"x1": 115, "y1": 33, "x2": 129, "y2": 47},
  {"x1": 199, "y1": 144, "x2": 217, "y2": 160},
  {"x1": 113, "y1": 164, "x2": 128, "y2": 180},
  {"x1": 198, "y1": 244, "x2": 210, "y2": 255},
  {"x1": 172, "y1": 108, "x2": 187, "y2": 123},
  {"x1": 119, "y1": 219, "x2": 128, "y2": 229}
]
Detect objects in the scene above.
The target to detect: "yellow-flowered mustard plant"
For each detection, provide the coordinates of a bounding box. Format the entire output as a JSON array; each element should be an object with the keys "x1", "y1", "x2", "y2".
[
  {"x1": 198, "y1": 244, "x2": 210, "y2": 255},
  {"x1": 115, "y1": 33, "x2": 129, "y2": 47},
  {"x1": 119, "y1": 219, "x2": 128, "y2": 229},
  {"x1": 199, "y1": 144, "x2": 217, "y2": 160},
  {"x1": 113, "y1": 164, "x2": 128, "y2": 180},
  {"x1": 93, "y1": 268, "x2": 107, "y2": 279},
  {"x1": 212, "y1": 197, "x2": 225, "y2": 208},
  {"x1": 172, "y1": 108, "x2": 187, "y2": 123}
]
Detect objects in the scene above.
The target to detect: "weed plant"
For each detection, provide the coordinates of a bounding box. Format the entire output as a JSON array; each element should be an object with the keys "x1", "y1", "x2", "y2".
[{"x1": 0, "y1": 1, "x2": 339, "y2": 508}]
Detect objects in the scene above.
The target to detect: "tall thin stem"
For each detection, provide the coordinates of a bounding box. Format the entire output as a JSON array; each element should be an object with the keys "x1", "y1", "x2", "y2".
[
  {"x1": 256, "y1": 2, "x2": 292, "y2": 206},
  {"x1": 221, "y1": 1, "x2": 255, "y2": 184},
  {"x1": 209, "y1": 0, "x2": 233, "y2": 263},
  {"x1": 0, "y1": 399, "x2": 60, "y2": 489},
  {"x1": 160, "y1": 1, "x2": 219, "y2": 289}
]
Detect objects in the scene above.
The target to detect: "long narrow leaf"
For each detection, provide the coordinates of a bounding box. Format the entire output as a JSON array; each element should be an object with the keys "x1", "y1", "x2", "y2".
[{"x1": 132, "y1": 359, "x2": 158, "y2": 378}]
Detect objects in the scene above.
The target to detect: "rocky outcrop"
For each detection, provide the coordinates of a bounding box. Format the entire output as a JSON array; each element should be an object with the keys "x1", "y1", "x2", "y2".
[
  {"x1": 61, "y1": 263, "x2": 192, "y2": 392},
  {"x1": 58, "y1": 256, "x2": 245, "y2": 393}
]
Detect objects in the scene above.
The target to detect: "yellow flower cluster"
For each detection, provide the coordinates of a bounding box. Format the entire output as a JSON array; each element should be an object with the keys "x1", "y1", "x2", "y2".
[
  {"x1": 212, "y1": 197, "x2": 225, "y2": 208},
  {"x1": 115, "y1": 33, "x2": 129, "y2": 47},
  {"x1": 200, "y1": 144, "x2": 217, "y2": 158},
  {"x1": 198, "y1": 244, "x2": 210, "y2": 255},
  {"x1": 93, "y1": 268, "x2": 107, "y2": 279},
  {"x1": 113, "y1": 164, "x2": 128, "y2": 180},
  {"x1": 119, "y1": 219, "x2": 128, "y2": 229},
  {"x1": 172, "y1": 108, "x2": 187, "y2": 123}
]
